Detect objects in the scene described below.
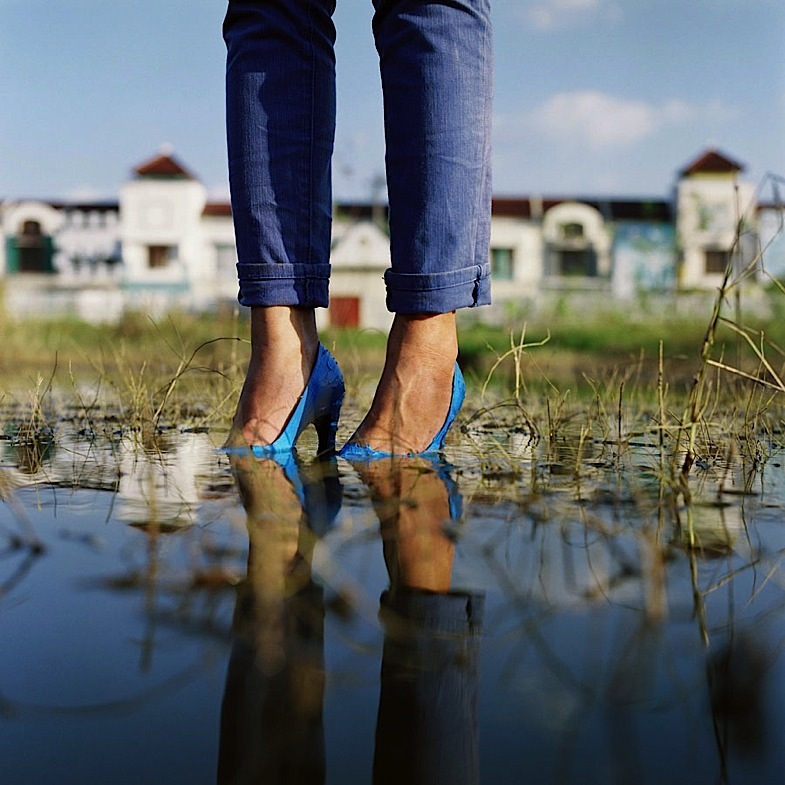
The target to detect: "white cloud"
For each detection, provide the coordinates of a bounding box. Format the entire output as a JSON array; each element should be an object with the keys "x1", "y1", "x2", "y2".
[
  {"x1": 518, "y1": 91, "x2": 738, "y2": 149},
  {"x1": 532, "y1": 92, "x2": 652, "y2": 146},
  {"x1": 522, "y1": 0, "x2": 620, "y2": 31}
]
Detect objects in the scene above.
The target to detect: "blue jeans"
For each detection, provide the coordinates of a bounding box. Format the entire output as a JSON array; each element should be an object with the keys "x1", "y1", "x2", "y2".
[{"x1": 224, "y1": 0, "x2": 493, "y2": 314}]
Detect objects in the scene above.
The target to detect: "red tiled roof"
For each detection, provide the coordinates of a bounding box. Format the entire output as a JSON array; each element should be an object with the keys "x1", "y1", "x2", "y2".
[
  {"x1": 492, "y1": 197, "x2": 671, "y2": 222},
  {"x1": 492, "y1": 198, "x2": 533, "y2": 218},
  {"x1": 134, "y1": 152, "x2": 196, "y2": 179},
  {"x1": 679, "y1": 149, "x2": 745, "y2": 177},
  {"x1": 203, "y1": 202, "x2": 232, "y2": 217}
]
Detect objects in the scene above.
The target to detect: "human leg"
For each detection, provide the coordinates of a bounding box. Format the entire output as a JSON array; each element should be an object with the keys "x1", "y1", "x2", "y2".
[
  {"x1": 345, "y1": 312, "x2": 459, "y2": 455},
  {"x1": 346, "y1": 0, "x2": 493, "y2": 454},
  {"x1": 228, "y1": 306, "x2": 320, "y2": 448},
  {"x1": 223, "y1": 0, "x2": 341, "y2": 449}
]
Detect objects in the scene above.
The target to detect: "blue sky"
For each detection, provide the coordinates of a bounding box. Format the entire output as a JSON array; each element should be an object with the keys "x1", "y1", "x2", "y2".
[{"x1": 1, "y1": 0, "x2": 783, "y2": 203}]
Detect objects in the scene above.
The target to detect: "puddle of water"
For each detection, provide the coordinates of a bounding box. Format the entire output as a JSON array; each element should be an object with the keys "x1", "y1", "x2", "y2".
[{"x1": 1, "y1": 423, "x2": 784, "y2": 784}]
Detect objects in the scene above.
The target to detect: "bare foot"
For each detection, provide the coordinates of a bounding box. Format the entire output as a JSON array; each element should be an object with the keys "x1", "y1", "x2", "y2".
[
  {"x1": 350, "y1": 313, "x2": 458, "y2": 454},
  {"x1": 227, "y1": 307, "x2": 319, "y2": 448}
]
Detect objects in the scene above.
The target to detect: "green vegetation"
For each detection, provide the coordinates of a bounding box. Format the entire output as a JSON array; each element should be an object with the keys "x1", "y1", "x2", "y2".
[{"x1": 1, "y1": 303, "x2": 783, "y2": 403}]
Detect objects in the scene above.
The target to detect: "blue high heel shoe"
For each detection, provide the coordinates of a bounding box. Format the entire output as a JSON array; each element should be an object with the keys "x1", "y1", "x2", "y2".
[
  {"x1": 338, "y1": 363, "x2": 465, "y2": 460},
  {"x1": 240, "y1": 343, "x2": 344, "y2": 457}
]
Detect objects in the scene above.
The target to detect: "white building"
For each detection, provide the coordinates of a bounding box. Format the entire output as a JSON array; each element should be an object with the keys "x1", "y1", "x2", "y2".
[
  {"x1": 676, "y1": 150, "x2": 758, "y2": 288},
  {"x1": 0, "y1": 148, "x2": 780, "y2": 327}
]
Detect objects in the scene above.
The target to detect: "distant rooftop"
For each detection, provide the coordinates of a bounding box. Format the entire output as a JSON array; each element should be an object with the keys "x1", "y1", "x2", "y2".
[
  {"x1": 679, "y1": 148, "x2": 745, "y2": 177},
  {"x1": 133, "y1": 150, "x2": 196, "y2": 180}
]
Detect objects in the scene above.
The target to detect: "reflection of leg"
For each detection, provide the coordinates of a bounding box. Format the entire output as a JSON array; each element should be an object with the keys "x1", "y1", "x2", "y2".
[
  {"x1": 218, "y1": 453, "x2": 330, "y2": 784},
  {"x1": 361, "y1": 457, "x2": 456, "y2": 592},
  {"x1": 218, "y1": 580, "x2": 326, "y2": 785},
  {"x1": 223, "y1": 1, "x2": 337, "y2": 448},
  {"x1": 374, "y1": 591, "x2": 484, "y2": 785},
  {"x1": 349, "y1": 0, "x2": 492, "y2": 454},
  {"x1": 356, "y1": 456, "x2": 481, "y2": 784}
]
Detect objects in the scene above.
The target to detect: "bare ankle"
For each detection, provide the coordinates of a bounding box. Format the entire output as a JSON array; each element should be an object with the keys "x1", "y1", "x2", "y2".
[
  {"x1": 388, "y1": 312, "x2": 458, "y2": 362},
  {"x1": 348, "y1": 311, "x2": 460, "y2": 453},
  {"x1": 232, "y1": 306, "x2": 320, "y2": 446},
  {"x1": 250, "y1": 306, "x2": 319, "y2": 372}
]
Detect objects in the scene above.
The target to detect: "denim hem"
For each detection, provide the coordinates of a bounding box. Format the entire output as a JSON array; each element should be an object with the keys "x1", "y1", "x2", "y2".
[
  {"x1": 384, "y1": 262, "x2": 492, "y2": 313},
  {"x1": 237, "y1": 262, "x2": 331, "y2": 308},
  {"x1": 380, "y1": 589, "x2": 485, "y2": 637}
]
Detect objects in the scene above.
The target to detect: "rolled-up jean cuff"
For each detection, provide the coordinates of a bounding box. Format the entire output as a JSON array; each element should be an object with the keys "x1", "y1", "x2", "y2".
[
  {"x1": 236, "y1": 262, "x2": 331, "y2": 308},
  {"x1": 380, "y1": 589, "x2": 485, "y2": 637},
  {"x1": 384, "y1": 262, "x2": 492, "y2": 314}
]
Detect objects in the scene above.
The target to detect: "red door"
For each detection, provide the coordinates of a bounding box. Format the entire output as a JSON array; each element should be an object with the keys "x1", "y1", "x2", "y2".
[{"x1": 330, "y1": 296, "x2": 360, "y2": 328}]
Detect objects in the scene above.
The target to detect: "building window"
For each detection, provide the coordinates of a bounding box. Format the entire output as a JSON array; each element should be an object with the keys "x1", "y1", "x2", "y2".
[
  {"x1": 557, "y1": 249, "x2": 597, "y2": 277},
  {"x1": 16, "y1": 220, "x2": 54, "y2": 273},
  {"x1": 491, "y1": 247, "x2": 514, "y2": 281},
  {"x1": 546, "y1": 216, "x2": 600, "y2": 278},
  {"x1": 560, "y1": 222, "x2": 584, "y2": 241},
  {"x1": 705, "y1": 249, "x2": 730, "y2": 275},
  {"x1": 148, "y1": 245, "x2": 174, "y2": 268}
]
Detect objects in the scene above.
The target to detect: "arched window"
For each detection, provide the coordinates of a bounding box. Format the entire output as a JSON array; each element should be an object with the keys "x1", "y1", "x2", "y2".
[
  {"x1": 543, "y1": 205, "x2": 606, "y2": 279},
  {"x1": 16, "y1": 219, "x2": 54, "y2": 273}
]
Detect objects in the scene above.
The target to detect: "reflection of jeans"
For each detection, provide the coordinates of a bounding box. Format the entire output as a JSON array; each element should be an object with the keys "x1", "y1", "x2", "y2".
[
  {"x1": 224, "y1": 0, "x2": 493, "y2": 314},
  {"x1": 374, "y1": 589, "x2": 484, "y2": 785},
  {"x1": 217, "y1": 579, "x2": 326, "y2": 785}
]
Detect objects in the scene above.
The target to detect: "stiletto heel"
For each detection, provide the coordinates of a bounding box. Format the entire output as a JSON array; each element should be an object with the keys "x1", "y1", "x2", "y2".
[
  {"x1": 338, "y1": 363, "x2": 465, "y2": 460},
  {"x1": 232, "y1": 343, "x2": 344, "y2": 457},
  {"x1": 314, "y1": 398, "x2": 342, "y2": 456}
]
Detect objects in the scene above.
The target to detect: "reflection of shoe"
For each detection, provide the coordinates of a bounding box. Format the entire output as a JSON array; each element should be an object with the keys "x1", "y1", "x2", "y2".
[
  {"x1": 338, "y1": 364, "x2": 465, "y2": 460},
  {"x1": 435, "y1": 459, "x2": 463, "y2": 524},
  {"x1": 248, "y1": 344, "x2": 345, "y2": 457},
  {"x1": 225, "y1": 449, "x2": 343, "y2": 535}
]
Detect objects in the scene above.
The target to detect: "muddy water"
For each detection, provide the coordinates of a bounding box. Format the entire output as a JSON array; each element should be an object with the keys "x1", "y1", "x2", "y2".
[{"x1": 1, "y1": 422, "x2": 784, "y2": 784}]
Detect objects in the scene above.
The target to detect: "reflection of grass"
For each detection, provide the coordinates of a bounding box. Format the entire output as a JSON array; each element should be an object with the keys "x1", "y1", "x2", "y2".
[{"x1": 0, "y1": 300, "x2": 782, "y2": 470}]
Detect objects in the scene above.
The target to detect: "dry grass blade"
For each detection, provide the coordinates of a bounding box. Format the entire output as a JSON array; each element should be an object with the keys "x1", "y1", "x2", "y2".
[{"x1": 480, "y1": 326, "x2": 550, "y2": 403}]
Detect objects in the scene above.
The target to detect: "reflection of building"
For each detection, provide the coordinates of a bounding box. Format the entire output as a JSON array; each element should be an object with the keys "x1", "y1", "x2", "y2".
[
  {"x1": 116, "y1": 433, "x2": 215, "y2": 527},
  {"x1": 0, "y1": 148, "x2": 781, "y2": 327}
]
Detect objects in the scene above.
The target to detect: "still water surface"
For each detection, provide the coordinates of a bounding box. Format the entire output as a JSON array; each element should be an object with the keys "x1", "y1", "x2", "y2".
[{"x1": 1, "y1": 422, "x2": 784, "y2": 784}]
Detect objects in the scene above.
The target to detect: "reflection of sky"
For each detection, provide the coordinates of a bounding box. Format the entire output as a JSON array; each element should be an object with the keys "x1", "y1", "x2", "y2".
[{"x1": 0, "y1": 485, "x2": 233, "y2": 785}]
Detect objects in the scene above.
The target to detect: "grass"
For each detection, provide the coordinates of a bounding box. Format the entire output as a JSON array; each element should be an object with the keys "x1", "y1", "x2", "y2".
[{"x1": 2, "y1": 301, "x2": 783, "y2": 394}]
